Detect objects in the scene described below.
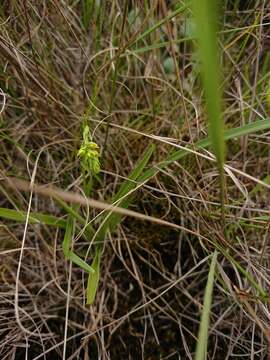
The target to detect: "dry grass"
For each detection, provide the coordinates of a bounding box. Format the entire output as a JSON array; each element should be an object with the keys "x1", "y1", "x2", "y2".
[{"x1": 1, "y1": 1, "x2": 270, "y2": 359}]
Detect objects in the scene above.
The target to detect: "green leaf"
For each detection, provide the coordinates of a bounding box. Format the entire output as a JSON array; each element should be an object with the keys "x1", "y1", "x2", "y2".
[
  {"x1": 0, "y1": 207, "x2": 66, "y2": 228},
  {"x1": 86, "y1": 246, "x2": 101, "y2": 304},
  {"x1": 62, "y1": 215, "x2": 75, "y2": 255},
  {"x1": 62, "y1": 215, "x2": 94, "y2": 274},
  {"x1": 195, "y1": 251, "x2": 218, "y2": 360},
  {"x1": 96, "y1": 143, "x2": 155, "y2": 240},
  {"x1": 191, "y1": 0, "x2": 226, "y2": 222}
]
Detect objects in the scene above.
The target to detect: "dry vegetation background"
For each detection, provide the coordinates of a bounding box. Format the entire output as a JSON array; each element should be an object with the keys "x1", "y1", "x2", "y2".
[{"x1": 1, "y1": 1, "x2": 270, "y2": 359}]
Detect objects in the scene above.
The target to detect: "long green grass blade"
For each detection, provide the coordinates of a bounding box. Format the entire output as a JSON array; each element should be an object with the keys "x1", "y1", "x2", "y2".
[
  {"x1": 191, "y1": 0, "x2": 225, "y2": 168},
  {"x1": 0, "y1": 205, "x2": 93, "y2": 242},
  {"x1": 131, "y1": 3, "x2": 189, "y2": 47},
  {"x1": 195, "y1": 251, "x2": 218, "y2": 360},
  {"x1": 139, "y1": 119, "x2": 270, "y2": 182},
  {"x1": 222, "y1": 119, "x2": 270, "y2": 140},
  {"x1": 191, "y1": 0, "x2": 226, "y2": 227},
  {"x1": 134, "y1": 37, "x2": 191, "y2": 54},
  {"x1": 0, "y1": 207, "x2": 66, "y2": 228}
]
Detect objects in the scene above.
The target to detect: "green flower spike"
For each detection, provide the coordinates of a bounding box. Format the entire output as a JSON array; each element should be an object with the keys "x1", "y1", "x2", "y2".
[{"x1": 78, "y1": 125, "x2": 100, "y2": 175}]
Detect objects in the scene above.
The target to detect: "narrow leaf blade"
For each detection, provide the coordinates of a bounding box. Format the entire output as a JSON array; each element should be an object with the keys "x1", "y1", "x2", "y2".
[
  {"x1": 86, "y1": 247, "x2": 101, "y2": 304},
  {"x1": 195, "y1": 251, "x2": 218, "y2": 360}
]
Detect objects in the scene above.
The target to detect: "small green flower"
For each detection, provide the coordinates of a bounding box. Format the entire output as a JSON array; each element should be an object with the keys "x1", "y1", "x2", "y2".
[{"x1": 78, "y1": 126, "x2": 100, "y2": 175}]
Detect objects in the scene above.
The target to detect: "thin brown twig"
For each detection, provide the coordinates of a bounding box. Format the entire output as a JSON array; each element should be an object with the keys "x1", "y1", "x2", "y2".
[{"x1": 3, "y1": 176, "x2": 208, "y2": 241}]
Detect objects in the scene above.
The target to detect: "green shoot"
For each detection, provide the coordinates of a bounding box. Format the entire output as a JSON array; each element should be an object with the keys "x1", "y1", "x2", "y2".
[{"x1": 195, "y1": 251, "x2": 218, "y2": 360}]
